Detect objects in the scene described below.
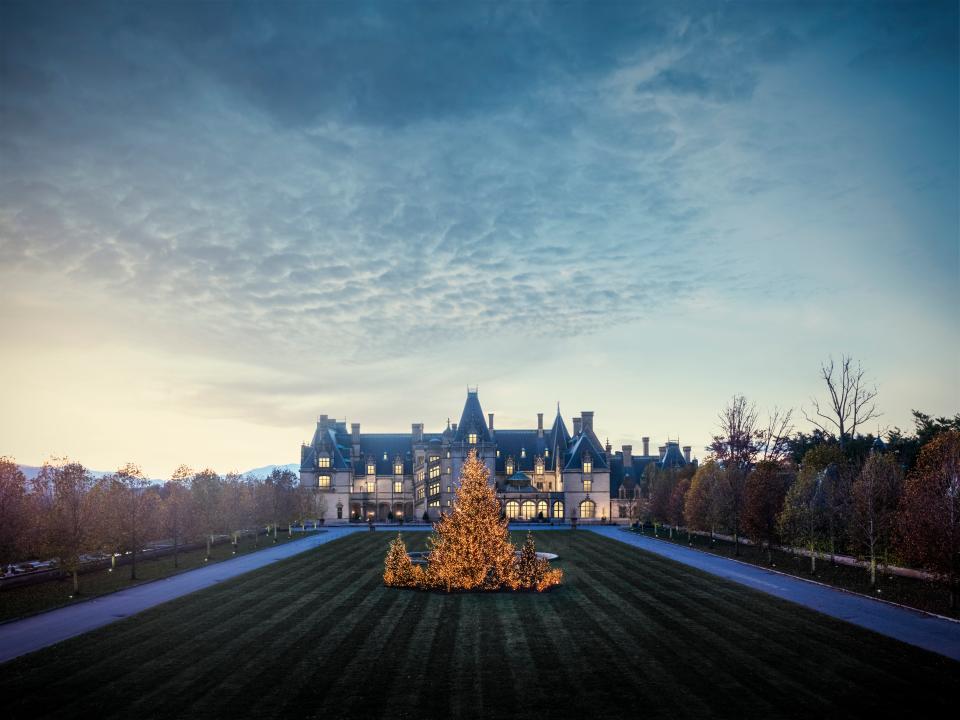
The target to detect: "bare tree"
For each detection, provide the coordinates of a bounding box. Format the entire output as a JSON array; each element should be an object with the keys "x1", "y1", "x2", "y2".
[
  {"x1": 0, "y1": 457, "x2": 30, "y2": 573},
  {"x1": 805, "y1": 355, "x2": 880, "y2": 447},
  {"x1": 760, "y1": 407, "x2": 794, "y2": 463}
]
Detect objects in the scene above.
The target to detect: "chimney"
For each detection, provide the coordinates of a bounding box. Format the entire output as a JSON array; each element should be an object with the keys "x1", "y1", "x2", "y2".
[
  {"x1": 319, "y1": 414, "x2": 329, "y2": 431},
  {"x1": 658, "y1": 445, "x2": 666, "y2": 460},
  {"x1": 573, "y1": 417, "x2": 582, "y2": 435},
  {"x1": 683, "y1": 446, "x2": 691, "y2": 463},
  {"x1": 581, "y1": 411, "x2": 594, "y2": 433},
  {"x1": 642, "y1": 437, "x2": 650, "y2": 456},
  {"x1": 412, "y1": 423, "x2": 424, "y2": 443},
  {"x1": 537, "y1": 412, "x2": 544, "y2": 437},
  {"x1": 488, "y1": 413, "x2": 494, "y2": 431},
  {"x1": 452, "y1": 423, "x2": 457, "y2": 432},
  {"x1": 622, "y1": 444, "x2": 632, "y2": 468},
  {"x1": 351, "y1": 422, "x2": 361, "y2": 459},
  {"x1": 605, "y1": 439, "x2": 612, "y2": 454}
]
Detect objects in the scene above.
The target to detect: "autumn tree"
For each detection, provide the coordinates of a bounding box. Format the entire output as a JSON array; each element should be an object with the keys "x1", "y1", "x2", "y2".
[
  {"x1": 0, "y1": 457, "x2": 30, "y2": 571},
  {"x1": 804, "y1": 355, "x2": 880, "y2": 448},
  {"x1": 851, "y1": 453, "x2": 902, "y2": 586},
  {"x1": 742, "y1": 461, "x2": 790, "y2": 564},
  {"x1": 221, "y1": 472, "x2": 246, "y2": 549},
  {"x1": 647, "y1": 466, "x2": 678, "y2": 536},
  {"x1": 684, "y1": 461, "x2": 726, "y2": 537},
  {"x1": 31, "y1": 459, "x2": 97, "y2": 595},
  {"x1": 668, "y1": 477, "x2": 691, "y2": 540},
  {"x1": 897, "y1": 430, "x2": 960, "y2": 609},
  {"x1": 192, "y1": 468, "x2": 223, "y2": 560},
  {"x1": 162, "y1": 465, "x2": 194, "y2": 568},
  {"x1": 265, "y1": 468, "x2": 297, "y2": 540},
  {"x1": 427, "y1": 450, "x2": 518, "y2": 591},
  {"x1": 779, "y1": 457, "x2": 831, "y2": 572}
]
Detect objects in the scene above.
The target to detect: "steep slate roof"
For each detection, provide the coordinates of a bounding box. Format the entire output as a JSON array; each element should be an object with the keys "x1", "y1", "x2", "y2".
[
  {"x1": 609, "y1": 454, "x2": 659, "y2": 498},
  {"x1": 563, "y1": 432, "x2": 609, "y2": 472},
  {"x1": 659, "y1": 442, "x2": 687, "y2": 469},
  {"x1": 355, "y1": 433, "x2": 415, "y2": 475},
  {"x1": 302, "y1": 424, "x2": 352, "y2": 471},
  {"x1": 548, "y1": 406, "x2": 571, "y2": 455},
  {"x1": 494, "y1": 429, "x2": 547, "y2": 472},
  {"x1": 453, "y1": 390, "x2": 491, "y2": 443}
]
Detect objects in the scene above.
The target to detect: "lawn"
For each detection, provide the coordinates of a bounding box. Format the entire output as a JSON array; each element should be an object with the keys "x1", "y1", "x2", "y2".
[
  {"x1": 0, "y1": 531, "x2": 956, "y2": 719},
  {"x1": 0, "y1": 530, "x2": 319, "y2": 623}
]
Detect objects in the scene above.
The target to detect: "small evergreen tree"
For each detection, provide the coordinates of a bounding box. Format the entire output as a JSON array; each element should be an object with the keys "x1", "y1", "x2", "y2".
[{"x1": 383, "y1": 533, "x2": 417, "y2": 588}]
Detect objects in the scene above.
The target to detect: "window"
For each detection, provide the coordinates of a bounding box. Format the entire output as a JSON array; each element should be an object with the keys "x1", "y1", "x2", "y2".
[
  {"x1": 393, "y1": 480, "x2": 403, "y2": 493},
  {"x1": 553, "y1": 500, "x2": 564, "y2": 519},
  {"x1": 337, "y1": 505, "x2": 343, "y2": 519},
  {"x1": 619, "y1": 505, "x2": 627, "y2": 518},
  {"x1": 521, "y1": 500, "x2": 536, "y2": 520},
  {"x1": 367, "y1": 463, "x2": 375, "y2": 476},
  {"x1": 580, "y1": 499, "x2": 596, "y2": 519},
  {"x1": 429, "y1": 465, "x2": 440, "y2": 479},
  {"x1": 537, "y1": 500, "x2": 548, "y2": 518},
  {"x1": 429, "y1": 454, "x2": 440, "y2": 463},
  {"x1": 318, "y1": 456, "x2": 331, "y2": 468},
  {"x1": 446, "y1": 485, "x2": 451, "y2": 493},
  {"x1": 496, "y1": 449, "x2": 500, "y2": 457},
  {"x1": 318, "y1": 474, "x2": 331, "y2": 489},
  {"x1": 548, "y1": 482, "x2": 553, "y2": 491},
  {"x1": 429, "y1": 499, "x2": 440, "y2": 507},
  {"x1": 535, "y1": 459, "x2": 544, "y2": 476},
  {"x1": 446, "y1": 450, "x2": 451, "y2": 458},
  {"x1": 417, "y1": 487, "x2": 425, "y2": 500},
  {"x1": 536, "y1": 482, "x2": 543, "y2": 490},
  {"x1": 583, "y1": 459, "x2": 592, "y2": 474},
  {"x1": 545, "y1": 449, "x2": 549, "y2": 458},
  {"x1": 416, "y1": 469, "x2": 425, "y2": 483},
  {"x1": 583, "y1": 478, "x2": 592, "y2": 492},
  {"x1": 468, "y1": 432, "x2": 478, "y2": 444},
  {"x1": 445, "y1": 466, "x2": 451, "y2": 474},
  {"x1": 366, "y1": 481, "x2": 374, "y2": 493},
  {"x1": 394, "y1": 462, "x2": 403, "y2": 475},
  {"x1": 429, "y1": 482, "x2": 440, "y2": 496},
  {"x1": 383, "y1": 451, "x2": 388, "y2": 460},
  {"x1": 521, "y1": 448, "x2": 526, "y2": 459},
  {"x1": 505, "y1": 500, "x2": 520, "y2": 518},
  {"x1": 506, "y1": 459, "x2": 514, "y2": 475}
]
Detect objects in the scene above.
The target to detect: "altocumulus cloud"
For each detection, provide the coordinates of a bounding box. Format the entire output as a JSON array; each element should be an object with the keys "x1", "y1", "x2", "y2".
[{"x1": 0, "y1": 0, "x2": 956, "y2": 432}]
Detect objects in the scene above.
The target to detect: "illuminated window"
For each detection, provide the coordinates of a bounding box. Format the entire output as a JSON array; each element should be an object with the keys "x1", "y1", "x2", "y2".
[
  {"x1": 429, "y1": 500, "x2": 439, "y2": 507},
  {"x1": 318, "y1": 456, "x2": 331, "y2": 468},
  {"x1": 505, "y1": 500, "x2": 520, "y2": 518},
  {"x1": 367, "y1": 463, "x2": 375, "y2": 476},
  {"x1": 468, "y1": 432, "x2": 478, "y2": 444},
  {"x1": 506, "y1": 459, "x2": 514, "y2": 475},
  {"x1": 496, "y1": 449, "x2": 500, "y2": 457},
  {"x1": 429, "y1": 465, "x2": 440, "y2": 479},
  {"x1": 446, "y1": 485, "x2": 451, "y2": 493},
  {"x1": 583, "y1": 478, "x2": 592, "y2": 492},
  {"x1": 537, "y1": 500, "x2": 548, "y2": 518},
  {"x1": 521, "y1": 448, "x2": 526, "y2": 459},
  {"x1": 521, "y1": 500, "x2": 536, "y2": 520},
  {"x1": 553, "y1": 501, "x2": 564, "y2": 519},
  {"x1": 417, "y1": 487, "x2": 425, "y2": 500},
  {"x1": 583, "y1": 459, "x2": 592, "y2": 474},
  {"x1": 545, "y1": 449, "x2": 549, "y2": 458},
  {"x1": 445, "y1": 466, "x2": 451, "y2": 474},
  {"x1": 429, "y1": 482, "x2": 440, "y2": 496},
  {"x1": 394, "y1": 462, "x2": 403, "y2": 475},
  {"x1": 366, "y1": 481, "x2": 374, "y2": 493},
  {"x1": 429, "y1": 455, "x2": 439, "y2": 463},
  {"x1": 416, "y1": 470, "x2": 425, "y2": 483},
  {"x1": 383, "y1": 451, "x2": 388, "y2": 460},
  {"x1": 318, "y1": 474, "x2": 331, "y2": 488},
  {"x1": 393, "y1": 481, "x2": 402, "y2": 493},
  {"x1": 535, "y1": 459, "x2": 544, "y2": 476},
  {"x1": 579, "y1": 499, "x2": 596, "y2": 519},
  {"x1": 446, "y1": 450, "x2": 451, "y2": 458}
]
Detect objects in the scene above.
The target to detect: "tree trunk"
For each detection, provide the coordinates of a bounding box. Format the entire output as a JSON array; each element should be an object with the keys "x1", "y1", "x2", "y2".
[
  {"x1": 72, "y1": 568, "x2": 79, "y2": 595},
  {"x1": 173, "y1": 531, "x2": 179, "y2": 569},
  {"x1": 206, "y1": 534, "x2": 211, "y2": 560},
  {"x1": 810, "y1": 542, "x2": 816, "y2": 572},
  {"x1": 130, "y1": 527, "x2": 138, "y2": 581}
]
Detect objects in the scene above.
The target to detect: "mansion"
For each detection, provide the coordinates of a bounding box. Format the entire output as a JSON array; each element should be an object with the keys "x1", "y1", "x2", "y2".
[{"x1": 299, "y1": 389, "x2": 693, "y2": 524}]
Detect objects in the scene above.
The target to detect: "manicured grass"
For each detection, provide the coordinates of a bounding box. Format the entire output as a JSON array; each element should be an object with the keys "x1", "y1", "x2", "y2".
[
  {"x1": 0, "y1": 531, "x2": 319, "y2": 623},
  {"x1": 631, "y1": 524, "x2": 958, "y2": 618},
  {"x1": 1, "y1": 531, "x2": 956, "y2": 719}
]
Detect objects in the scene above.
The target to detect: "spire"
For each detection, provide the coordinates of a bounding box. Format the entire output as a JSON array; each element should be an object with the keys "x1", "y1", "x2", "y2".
[{"x1": 453, "y1": 388, "x2": 490, "y2": 443}]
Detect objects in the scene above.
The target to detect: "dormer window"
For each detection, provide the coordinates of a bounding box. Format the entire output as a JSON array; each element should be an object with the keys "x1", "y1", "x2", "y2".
[
  {"x1": 394, "y1": 462, "x2": 403, "y2": 475},
  {"x1": 545, "y1": 449, "x2": 549, "y2": 458},
  {"x1": 583, "y1": 458, "x2": 592, "y2": 474},
  {"x1": 367, "y1": 462, "x2": 375, "y2": 476},
  {"x1": 506, "y1": 458, "x2": 514, "y2": 475},
  {"x1": 521, "y1": 448, "x2": 526, "y2": 459},
  {"x1": 468, "y1": 432, "x2": 478, "y2": 444},
  {"x1": 535, "y1": 459, "x2": 544, "y2": 476},
  {"x1": 318, "y1": 455, "x2": 331, "y2": 468},
  {"x1": 383, "y1": 451, "x2": 388, "y2": 460}
]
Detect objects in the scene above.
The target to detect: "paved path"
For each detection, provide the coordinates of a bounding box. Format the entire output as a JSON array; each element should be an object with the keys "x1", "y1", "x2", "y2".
[
  {"x1": 0, "y1": 527, "x2": 363, "y2": 664},
  {"x1": 587, "y1": 526, "x2": 960, "y2": 662}
]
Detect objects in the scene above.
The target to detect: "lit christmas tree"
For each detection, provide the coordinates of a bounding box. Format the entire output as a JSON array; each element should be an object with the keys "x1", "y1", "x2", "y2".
[
  {"x1": 427, "y1": 450, "x2": 518, "y2": 591},
  {"x1": 383, "y1": 450, "x2": 562, "y2": 592}
]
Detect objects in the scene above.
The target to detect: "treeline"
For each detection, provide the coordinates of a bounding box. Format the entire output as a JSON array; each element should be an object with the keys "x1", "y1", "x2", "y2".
[
  {"x1": 0, "y1": 462, "x2": 327, "y2": 594},
  {"x1": 636, "y1": 407, "x2": 960, "y2": 607}
]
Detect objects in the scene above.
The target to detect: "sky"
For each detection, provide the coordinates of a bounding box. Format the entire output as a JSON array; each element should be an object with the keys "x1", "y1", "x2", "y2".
[{"x1": 1, "y1": 0, "x2": 957, "y2": 478}]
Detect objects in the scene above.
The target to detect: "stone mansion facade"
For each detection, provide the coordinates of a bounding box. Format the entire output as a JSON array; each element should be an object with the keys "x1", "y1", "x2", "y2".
[{"x1": 299, "y1": 389, "x2": 692, "y2": 524}]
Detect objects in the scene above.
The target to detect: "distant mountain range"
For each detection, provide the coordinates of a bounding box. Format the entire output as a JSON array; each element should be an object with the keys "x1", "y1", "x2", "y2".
[{"x1": 17, "y1": 462, "x2": 300, "y2": 483}]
